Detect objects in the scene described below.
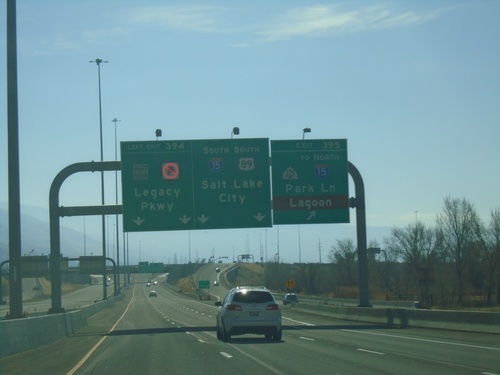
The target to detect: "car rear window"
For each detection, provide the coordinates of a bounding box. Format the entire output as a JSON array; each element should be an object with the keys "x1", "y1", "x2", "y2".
[{"x1": 233, "y1": 291, "x2": 274, "y2": 304}]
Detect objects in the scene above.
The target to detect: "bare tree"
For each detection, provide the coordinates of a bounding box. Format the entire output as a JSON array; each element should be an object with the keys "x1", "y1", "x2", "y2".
[
  {"x1": 384, "y1": 221, "x2": 441, "y2": 302},
  {"x1": 328, "y1": 238, "x2": 357, "y2": 287},
  {"x1": 437, "y1": 197, "x2": 480, "y2": 305},
  {"x1": 476, "y1": 208, "x2": 500, "y2": 305}
]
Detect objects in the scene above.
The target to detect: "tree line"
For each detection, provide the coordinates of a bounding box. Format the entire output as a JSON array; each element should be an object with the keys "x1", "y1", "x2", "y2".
[{"x1": 264, "y1": 197, "x2": 500, "y2": 308}]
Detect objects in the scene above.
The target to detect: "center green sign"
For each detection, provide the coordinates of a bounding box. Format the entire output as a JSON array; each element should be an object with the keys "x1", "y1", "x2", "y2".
[
  {"x1": 199, "y1": 280, "x2": 210, "y2": 289},
  {"x1": 121, "y1": 139, "x2": 272, "y2": 232},
  {"x1": 271, "y1": 139, "x2": 349, "y2": 225}
]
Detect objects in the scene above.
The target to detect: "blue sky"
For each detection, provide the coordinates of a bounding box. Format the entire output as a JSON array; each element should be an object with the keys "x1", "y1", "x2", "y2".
[{"x1": 1, "y1": 1, "x2": 499, "y2": 264}]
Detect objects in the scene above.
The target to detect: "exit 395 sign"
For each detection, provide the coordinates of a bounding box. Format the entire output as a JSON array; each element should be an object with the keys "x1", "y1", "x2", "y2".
[{"x1": 271, "y1": 139, "x2": 349, "y2": 225}]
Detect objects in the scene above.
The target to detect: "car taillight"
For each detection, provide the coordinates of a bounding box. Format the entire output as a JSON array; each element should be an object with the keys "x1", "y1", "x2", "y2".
[
  {"x1": 227, "y1": 304, "x2": 242, "y2": 311},
  {"x1": 266, "y1": 304, "x2": 279, "y2": 310}
]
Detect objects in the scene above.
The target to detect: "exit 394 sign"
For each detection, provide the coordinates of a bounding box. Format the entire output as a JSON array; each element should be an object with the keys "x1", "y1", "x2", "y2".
[{"x1": 121, "y1": 139, "x2": 272, "y2": 232}]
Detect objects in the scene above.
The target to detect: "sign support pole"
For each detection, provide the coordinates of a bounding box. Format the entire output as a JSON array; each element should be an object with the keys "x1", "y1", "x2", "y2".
[
  {"x1": 49, "y1": 161, "x2": 121, "y2": 313},
  {"x1": 348, "y1": 161, "x2": 371, "y2": 307}
]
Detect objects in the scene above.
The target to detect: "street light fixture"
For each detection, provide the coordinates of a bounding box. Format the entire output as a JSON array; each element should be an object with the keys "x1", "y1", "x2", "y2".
[
  {"x1": 303, "y1": 128, "x2": 311, "y2": 139},
  {"x1": 231, "y1": 127, "x2": 240, "y2": 138},
  {"x1": 156, "y1": 129, "x2": 162, "y2": 140},
  {"x1": 90, "y1": 57, "x2": 109, "y2": 300}
]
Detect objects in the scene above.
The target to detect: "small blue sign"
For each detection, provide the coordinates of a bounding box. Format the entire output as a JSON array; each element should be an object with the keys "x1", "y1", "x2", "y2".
[
  {"x1": 315, "y1": 164, "x2": 329, "y2": 179},
  {"x1": 209, "y1": 158, "x2": 224, "y2": 173}
]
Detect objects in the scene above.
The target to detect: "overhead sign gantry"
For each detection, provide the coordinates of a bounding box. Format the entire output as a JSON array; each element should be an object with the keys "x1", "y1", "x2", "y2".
[{"x1": 48, "y1": 139, "x2": 371, "y2": 311}]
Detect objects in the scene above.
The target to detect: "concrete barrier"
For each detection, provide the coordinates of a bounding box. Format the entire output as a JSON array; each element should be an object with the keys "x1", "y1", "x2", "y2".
[
  {"x1": 291, "y1": 303, "x2": 500, "y2": 334},
  {"x1": 0, "y1": 314, "x2": 67, "y2": 358},
  {"x1": 0, "y1": 296, "x2": 121, "y2": 358}
]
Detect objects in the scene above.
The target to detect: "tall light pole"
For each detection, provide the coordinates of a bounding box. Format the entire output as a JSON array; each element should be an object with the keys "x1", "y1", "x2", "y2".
[
  {"x1": 90, "y1": 57, "x2": 108, "y2": 300},
  {"x1": 113, "y1": 117, "x2": 121, "y2": 293},
  {"x1": 298, "y1": 225, "x2": 302, "y2": 263},
  {"x1": 276, "y1": 226, "x2": 280, "y2": 263},
  {"x1": 7, "y1": 0, "x2": 23, "y2": 319}
]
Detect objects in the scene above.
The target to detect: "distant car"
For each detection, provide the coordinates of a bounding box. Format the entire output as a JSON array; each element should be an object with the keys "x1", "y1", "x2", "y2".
[
  {"x1": 213, "y1": 280, "x2": 219, "y2": 286},
  {"x1": 149, "y1": 291, "x2": 157, "y2": 297},
  {"x1": 153, "y1": 281, "x2": 158, "y2": 285},
  {"x1": 282, "y1": 293, "x2": 299, "y2": 305},
  {"x1": 215, "y1": 286, "x2": 282, "y2": 341},
  {"x1": 215, "y1": 267, "x2": 221, "y2": 273},
  {"x1": 146, "y1": 282, "x2": 151, "y2": 287}
]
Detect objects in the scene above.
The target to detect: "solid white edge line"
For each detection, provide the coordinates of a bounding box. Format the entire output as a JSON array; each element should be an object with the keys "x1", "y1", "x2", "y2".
[
  {"x1": 357, "y1": 348, "x2": 385, "y2": 355},
  {"x1": 66, "y1": 284, "x2": 137, "y2": 375},
  {"x1": 342, "y1": 329, "x2": 500, "y2": 351}
]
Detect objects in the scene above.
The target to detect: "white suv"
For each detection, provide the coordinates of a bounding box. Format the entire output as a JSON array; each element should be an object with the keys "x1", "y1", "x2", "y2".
[{"x1": 215, "y1": 287, "x2": 282, "y2": 341}]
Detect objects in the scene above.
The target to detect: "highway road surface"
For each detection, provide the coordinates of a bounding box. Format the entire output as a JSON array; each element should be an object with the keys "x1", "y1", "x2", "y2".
[{"x1": 1, "y1": 272, "x2": 499, "y2": 375}]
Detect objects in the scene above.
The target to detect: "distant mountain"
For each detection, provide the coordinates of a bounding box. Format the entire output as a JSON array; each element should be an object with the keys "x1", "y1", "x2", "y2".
[
  {"x1": 0, "y1": 204, "x2": 100, "y2": 261},
  {"x1": 0, "y1": 203, "x2": 395, "y2": 264}
]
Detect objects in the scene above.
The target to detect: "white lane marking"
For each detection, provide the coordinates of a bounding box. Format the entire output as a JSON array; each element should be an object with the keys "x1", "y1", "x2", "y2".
[
  {"x1": 282, "y1": 317, "x2": 315, "y2": 326},
  {"x1": 342, "y1": 329, "x2": 500, "y2": 351},
  {"x1": 220, "y1": 352, "x2": 233, "y2": 358},
  {"x1": 186, "y1": 331, "x2": 206, "y2": 342},
  {"x1": 481, "y1": 372, "x2": 500, "y2": 375},
  {"x1": 225, "y1": 344, "x2": 285, "y2": 374},
  {"x1": 299, "y1": 336, "x2": 315, "y2": 341},
  {"x1": 357, "y1": 348, "x2": 384, "y2": 355}
]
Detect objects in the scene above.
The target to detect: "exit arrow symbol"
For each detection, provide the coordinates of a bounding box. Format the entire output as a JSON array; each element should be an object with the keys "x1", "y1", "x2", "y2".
[
  {"x1": 179, "y1": 215, "x2": 192, "y2": 224},
  {"x1": 133, "y1": 217, "x2": 145, "y2": 226},
  {"x1": 197, "y1": 214, "x2": 210, "y2": 224},
  {"x1": 307, "y1": 211, "x2": 317, "y2": 221},
  {"x1": 253, "y1": 212, "x2": 266, "y2": 222}
]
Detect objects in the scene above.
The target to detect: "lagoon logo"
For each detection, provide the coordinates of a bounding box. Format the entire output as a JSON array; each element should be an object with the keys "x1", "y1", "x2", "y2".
[
  {"x1": 315, "y1": 164, "x2": 329, "y2": 179},
  {"x1": 282, "y1": 166, "x2": 298, "y2": 180},
  {"x1": 209, "y1": 158, "x2": 224, "y2": 173}
]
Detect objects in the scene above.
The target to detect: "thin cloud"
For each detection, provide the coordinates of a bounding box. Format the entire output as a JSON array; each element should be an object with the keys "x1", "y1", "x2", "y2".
[
  {"x1": 21, "y1": 3, "x2": 450, "y2": 55},
  {"x1": 257, "y1": 4, "x2": 442, "y2": 42},
  {"x1": 123, "y1": 5, "x2": 227, "y2": 33}
]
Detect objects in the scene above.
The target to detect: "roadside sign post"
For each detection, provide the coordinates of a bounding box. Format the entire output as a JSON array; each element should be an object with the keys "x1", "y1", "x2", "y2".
[
  {"x1": 271, "y1": 139, "x2": 349, "y2": 225},
  {"x1": 284, "y1": 278, "x2": 296, "y2": 290}
]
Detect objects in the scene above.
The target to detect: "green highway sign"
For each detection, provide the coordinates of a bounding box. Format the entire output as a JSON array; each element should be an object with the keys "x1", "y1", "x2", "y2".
[
  {"x1": 121, "y1": 138, "x2": 272, "y2": 232},
  {"x1": 199, "y1": 280, "x2": 210, "y2": 289},
  {"x1": 149, "y1": 262, "x2": 164, "y2": 273},
  {"x1": 271, "y1": 139, "x2": 349, "y2": 225},
  {"x1": 138, "y1": 261, "x2": 149, "y2": 273}
]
